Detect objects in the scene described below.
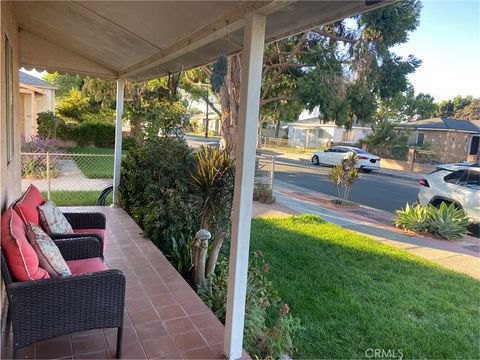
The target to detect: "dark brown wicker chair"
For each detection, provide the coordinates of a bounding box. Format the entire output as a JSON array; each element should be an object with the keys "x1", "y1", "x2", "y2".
[
  {"x1": 1, "y1": 236, "x2": 125, "y2": 359},
  {"x1": 49, "y1": 212, "x2": 107, "y2": 250}
]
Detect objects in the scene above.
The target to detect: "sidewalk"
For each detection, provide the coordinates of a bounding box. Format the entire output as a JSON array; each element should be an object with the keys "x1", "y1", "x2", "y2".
[
  {"x1": 268, "y1": 180, "x2": 480, "y2": 279},
  {"x1": 260, "y1": 148, "x2": 424, "y2": 181}
]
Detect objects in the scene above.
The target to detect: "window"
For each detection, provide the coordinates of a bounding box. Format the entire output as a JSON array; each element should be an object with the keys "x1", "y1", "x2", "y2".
[
  {"x1": 5, "y1": 36, "x2": 14, "y2": 164},
  {"x1": 469, "y1": 136, "x2": 479, "y2": 155},
  {"x1": 444, "y1": 170, "x2": 465, "y2": 184},
  {"x1": 416, "y1": 132, "x2": 424, "y2": 146},
  {"x1": 457, "y1": 170, "x2": 480, "y2": 190}
]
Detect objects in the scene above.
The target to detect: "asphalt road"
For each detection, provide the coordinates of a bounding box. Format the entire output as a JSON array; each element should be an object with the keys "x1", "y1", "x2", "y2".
[{"x1": 274, "y1": 158, "x2": 420, "y2": 213}]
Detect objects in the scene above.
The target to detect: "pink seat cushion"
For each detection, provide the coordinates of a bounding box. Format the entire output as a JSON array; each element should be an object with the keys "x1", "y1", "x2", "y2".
[
  {"x1": 1, "y1": 209, "x2": 50, "y2": 281},
  {"x1": 66, "y1": 258, "x2": 107, "y2": 275},
  {"x1": 72, "y1": 229, "x2": 107, "y2": 250},
  {"x1": 13, "y1": 184, "x2": 45, "y2": 226}
]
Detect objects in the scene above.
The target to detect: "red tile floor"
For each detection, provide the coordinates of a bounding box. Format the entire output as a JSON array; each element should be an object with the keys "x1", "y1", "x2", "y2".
[{"x1": 1, "y1": 207, "x2": 247, "y2": 359}]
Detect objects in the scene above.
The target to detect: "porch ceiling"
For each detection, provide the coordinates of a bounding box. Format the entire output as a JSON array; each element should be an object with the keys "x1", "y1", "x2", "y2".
[{"x1": 15, "y1": 0, "x2": 389, "y2": 82}]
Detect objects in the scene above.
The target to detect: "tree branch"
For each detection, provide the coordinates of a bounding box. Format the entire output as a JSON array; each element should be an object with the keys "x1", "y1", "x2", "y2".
[
  {"x1": 312, "y1": 30, "x2": 357, "y2": 44},
  {"x1": 261, "y1": 95, "x2": 293, "y2": 106}
]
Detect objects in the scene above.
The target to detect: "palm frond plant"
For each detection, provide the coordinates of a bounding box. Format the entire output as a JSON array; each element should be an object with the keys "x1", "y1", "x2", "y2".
[{"x1": 190, "y1": 146, "x2": 235, "y2": 286}]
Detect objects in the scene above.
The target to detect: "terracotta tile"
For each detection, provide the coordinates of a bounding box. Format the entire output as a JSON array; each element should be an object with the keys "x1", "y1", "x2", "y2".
[
  {"x1": 189, "y1": 312, "x2": 221, "y2": 330},
  {"x1": 112, "y1": 342, "x2": 146, "y2": 359},
  {"x1": 173, "y1": 331, "x2": 207, "y2": 351},
  {"x1": 74, "y1": 348, "x2": 111, "y2": 359},
  {"x1": 209, "y1": 343, "x2": 225, "y2": 359},
  {"x1": 144, "y1": 284, "x2": 170, "y2": 297},
  {"x1": 126, "y1": 297, "x2": 154, "y2": 313},
  {"x1": 150, "y1": 293, "x2": 177, "y2": 307},
  {"x1": 129, "y1": 308, "x2": 160, "y2": 326},
  {"x1": 135, "y1": 321, "x2": 169, "y2": 341},
  {"x1": 104, "y1": 327, "x2": 138, "y2": 349},
  {"x1": 71, "y1": 332, "x2": 107, "y2": 355},
  {"x1": 181, "y1": 301, "x2": 211, "y2": 316},
  {"x1": 157, "y1": 305, "x2": 187, "y2": 321},
  {"x1": 200, "y1": 326, "x2": 224, "y2": 345},
  {"x1": 36, "y1": 337, "x2": 72, "y2": 359},
  {"x1": 182, "y1": 346, "x2": 217, "y2": 359},
  {"x1": 165, "y1": 317, "x2": 196, "y2": 335},
  {"x1": 141, "y1": 336, "x2": 179, "y2": 358}
]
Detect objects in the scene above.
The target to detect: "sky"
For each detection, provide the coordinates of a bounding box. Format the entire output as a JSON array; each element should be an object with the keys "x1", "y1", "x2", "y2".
[
  {"x1": 392, "y1": 0, "x2": 480, "y2": 101},
  {"x1": 23, "y1": 0, "x2": 480, "y2": 104}
]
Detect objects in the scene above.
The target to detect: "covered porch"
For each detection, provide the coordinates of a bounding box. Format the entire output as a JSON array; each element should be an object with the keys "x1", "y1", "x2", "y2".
[{"x1": 1, "y1": 1, "x2": 389, "y2": 358}]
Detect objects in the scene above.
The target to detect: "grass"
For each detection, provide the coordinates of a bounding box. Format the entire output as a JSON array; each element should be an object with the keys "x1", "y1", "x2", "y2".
[
  {"x1": 43, "y1": 190, "x2": 112, "y2": 206},
  {"x1": 250, "y1": 215, "x2": 480, "y2": 359},
  {"x1": 67, "y1": 147, "x2": 115, "y2": 179}
]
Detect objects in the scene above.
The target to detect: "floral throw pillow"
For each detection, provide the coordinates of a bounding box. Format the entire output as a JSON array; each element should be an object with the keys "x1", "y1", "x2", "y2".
[
  {"x1": 26, "y1": 223, "x2": 71, "y2": 277},
  {"x1": 38, "y1": 200, "x2": 73, "y2": 234}
]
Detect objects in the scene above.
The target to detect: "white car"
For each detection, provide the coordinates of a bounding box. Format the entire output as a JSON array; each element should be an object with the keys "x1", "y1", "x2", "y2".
[
  {"x1": 418, "y1": 163, "x2": 480, "y2": 224},
  {"x1": 311, "y1": 146, "x2": 380, "y2": 173}
]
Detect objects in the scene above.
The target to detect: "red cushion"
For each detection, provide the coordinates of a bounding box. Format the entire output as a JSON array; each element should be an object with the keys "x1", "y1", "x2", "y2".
[
  {"x1": 72, "y1": 229, "x2": 107, "y2": 250},
  {"x1": 66, "y1": 257, "x2": 107, "y2": 275},
  {"x1": 13, "y1": 184, "x2": 45, "y2": 226},
  {"x1": 1, "y1": 209, "x2": 50, "y2": 281}
]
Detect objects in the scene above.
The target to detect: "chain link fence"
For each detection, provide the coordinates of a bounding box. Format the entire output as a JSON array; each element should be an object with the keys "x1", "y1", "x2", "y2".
[
  {"x1": 260, "y1": 136, "x2": 325, "y2": 153},
  {"x1": 21, "y1": 152, "x2": 114, "y2": 206},
  {"x1": 255, "y1": 152, "x2": 275, "y2": 191}
]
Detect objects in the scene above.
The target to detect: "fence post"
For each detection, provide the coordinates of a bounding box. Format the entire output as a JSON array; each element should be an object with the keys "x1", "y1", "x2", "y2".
[
  {"x1": 46, "y1": 152, "x2": 51, "y2": 200},
  {"x1": 270, "y1": 155, "x2": 275, "y2": 192}
]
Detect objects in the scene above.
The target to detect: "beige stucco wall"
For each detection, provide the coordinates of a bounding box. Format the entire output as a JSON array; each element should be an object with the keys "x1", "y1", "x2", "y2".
[{"x1": 1, "y1": 1, "x2": 21, "y2": 212}]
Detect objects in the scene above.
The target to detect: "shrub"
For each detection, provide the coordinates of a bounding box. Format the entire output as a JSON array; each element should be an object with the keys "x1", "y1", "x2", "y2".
[
  {"x1": 56, "y1": 88, "x2": 90, "y2": 121},
  {"x1": 198, "y1": 252, "x2": 302, "y2": 358},
  {"x1": 253, "y1": 183, "x2": 276, "y2": 204},
  {"x1": 56, "y1": 121, "x2": 116, "y2": 147},
  {"x1": 426, "y1": 202, "x2": 470, "y2": 240},
  {"x1": 395, "y1": 203, "x2": 429, "y2": 232},
  {"x1": 396, "y1": 202, "x2": 470, "y2": 240},
  {"x1": 36, "y1": 111, "x2": 56, "y2": 139},
  {"x1": 329, "y1": 152, "x2": 359, "y2": 201},
  {"x1": 119, "y1": 137, "x2": 198, "y2": 254}
]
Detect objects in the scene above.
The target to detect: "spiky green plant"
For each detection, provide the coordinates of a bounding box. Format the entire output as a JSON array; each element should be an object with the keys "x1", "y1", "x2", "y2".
[
  {"x1": 426, "y1": 202, "x2": 470, "y2": 240},
  {"x1": 328, "y1": 152, "x2": 359, "y2": 201},
  {"x1": 395, "y1": 203, "x2": 429, "y2": 232}
]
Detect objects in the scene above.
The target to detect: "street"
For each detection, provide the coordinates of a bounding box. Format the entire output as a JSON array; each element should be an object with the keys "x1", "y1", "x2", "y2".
[{"x1": 274, "y1": 158, "x2": 420, "y2": 213}]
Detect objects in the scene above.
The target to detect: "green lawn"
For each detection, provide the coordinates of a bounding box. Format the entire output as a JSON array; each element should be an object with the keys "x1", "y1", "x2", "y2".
[
  {"x1": 251, "y1": 215, "x2": 480, "y2": 359},
  {"x1": 43, "y1": 190, "x2": 112, "y2": 206},
  {"x1": 67, "y1": 147, "x2": 115, "y2": 179}
]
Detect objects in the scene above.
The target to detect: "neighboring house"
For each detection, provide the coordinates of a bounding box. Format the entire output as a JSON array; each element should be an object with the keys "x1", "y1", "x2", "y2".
[
  {"x1": 287, "y1": 117, "x2": 371, "y2": 148},
  {"x1": 261, "y1": 121, "x2": 288, "y2": 138},
  {"x1": 396, "y1": 118, "x2": 480, "y2": 162},
  {"x1": 19, "y1": 71, "x2": 57, "y2": 137},
  {"x1": 190, "y1": 112, "x2": 221, "y2": 135}
]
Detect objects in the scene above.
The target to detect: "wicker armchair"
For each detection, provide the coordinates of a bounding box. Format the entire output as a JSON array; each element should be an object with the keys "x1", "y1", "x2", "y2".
[
  {"x1": 1, "y1": 236, "x2": 125, "y2": 359},
  {"x1": 50, "y1": 212, "x2": 107, "y2": 250}
]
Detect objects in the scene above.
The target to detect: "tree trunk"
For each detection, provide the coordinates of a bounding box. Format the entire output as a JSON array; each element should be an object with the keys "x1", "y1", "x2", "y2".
[
  {"x1": 220, "y1": 55, "x2": 242, "y2": 155},
  {"x1": 274, "y1": 120, "x2": 281, "y2": 138},
  {"x1": 192, "y1": 229, "x2": 211, "y2": 289},
  {"x1": 206, "y1": 228, "x2": 226, "y2": 275}
]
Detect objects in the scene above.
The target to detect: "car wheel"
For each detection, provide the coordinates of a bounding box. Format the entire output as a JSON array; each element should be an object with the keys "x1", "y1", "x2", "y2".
[
  {"x1": 430, "y1": 199, "x2": 456, "y2": 209},
  {"x1": 361, "y1": 168, "x2": 372, "y2": 173},
  {"x1": 312, "y1": 155, "x2": 320, "y2": 165}
]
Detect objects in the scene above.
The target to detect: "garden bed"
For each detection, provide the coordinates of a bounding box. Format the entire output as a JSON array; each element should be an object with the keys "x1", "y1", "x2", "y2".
[{"x1": 250, "y1": 215, "x2": 480, "y2": 359}]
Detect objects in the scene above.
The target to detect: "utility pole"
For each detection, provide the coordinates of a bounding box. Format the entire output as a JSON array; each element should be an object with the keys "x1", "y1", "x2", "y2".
[{"x1": 205, "y1": 88, "x2": 209, "y2": 138}]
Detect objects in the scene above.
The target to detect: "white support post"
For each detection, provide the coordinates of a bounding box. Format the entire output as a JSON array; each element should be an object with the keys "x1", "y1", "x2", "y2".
[
  {"x1": 112, "y1": 79, "x2": 125, "y2": 205},
  {"x1": 224, "y1": 12, "x2": 266, "y2": 360}
]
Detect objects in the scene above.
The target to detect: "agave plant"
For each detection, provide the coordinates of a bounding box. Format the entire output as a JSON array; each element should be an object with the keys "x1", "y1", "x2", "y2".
[
  {"x1": 395, "y1": 203, "x2": 429, "y2": 232},
  {"x1": 426, "y1": 202, "x2": 470, "y2": 240}
]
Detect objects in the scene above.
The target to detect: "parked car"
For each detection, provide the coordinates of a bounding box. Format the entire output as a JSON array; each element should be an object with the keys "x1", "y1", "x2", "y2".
[
  {"x1": 311, "y1": 146, "x2": 380, "y2": 173},
  {"x1": 417, "y1": 163, "x2": 480, "y2": 223}
]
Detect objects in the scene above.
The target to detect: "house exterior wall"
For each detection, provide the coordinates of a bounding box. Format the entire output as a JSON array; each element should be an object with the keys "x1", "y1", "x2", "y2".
[
  {"x1": 410, "y1": 129, "x2": 477, "y2": 162},
  {"x1": 1, "y1": 1, "x2": 21, "y2": 212},
  {"x1": 287, "y1": 125, "x2": 370, "y2": 147}
]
